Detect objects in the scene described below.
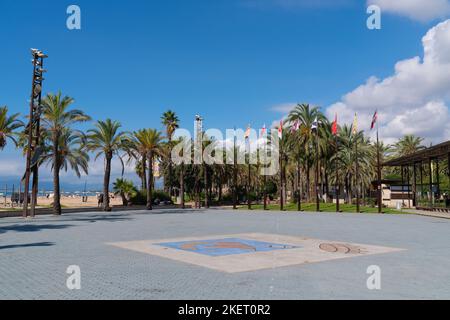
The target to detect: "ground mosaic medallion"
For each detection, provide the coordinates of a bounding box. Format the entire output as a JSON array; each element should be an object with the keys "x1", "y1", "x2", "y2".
[{"x1": 108, "y1": 233, "x2": 404, "y2": 273}]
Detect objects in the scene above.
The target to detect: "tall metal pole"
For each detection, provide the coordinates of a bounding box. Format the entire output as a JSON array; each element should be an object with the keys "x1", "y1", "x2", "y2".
[
  {"x1": 263, "y1": 132, "x2": 268, "y2": 210},
  {"x1": 247, "y1": 159, "x2": 251, "y2": 210},
  {"x1": 233, "y1": 127, "x2": 237, "y2": 210},
  {"x1": 429, "y1": 158, "x2": 433, "y2": 207},
  {"x1": 355, "y1": 135, "x2": 360, "y2": 213},
  {"x1": 413, "y1": 163, "x2": 417, "y2": 207},
  {"x1": 420, "y1": 161, "x2": 424, "y2": 204},
  {"x1": 315, "y1": 129, "x2": 320, "y2": 212},
  {"x1": 376, "y1": 129, "x2": 382, "y2": 213},
  {"x1": 407, "y1": 165, "x2": 411, "y2": 209},
  {"x1": 297, "y1": 160, "x2": 302, "y2": 212},
  {"x1": 335, "y1": 133, "x2": 340, "y2": 213},
  {"x1": 401, "y1": 165, "x2": 405, "y2": 207},
  {"x1": 23, "y1": 51, "x2": 39, "y2": 218},
  {"x1": 279, "y1": 137, "x2": 284, "y2": 211},
  {"x1": 31, "y1": 55, "x2": 45, "y2": 217},
  {"x1": 436, "y1": 159, "x2": 440, "y2": 200},
  {"x1": 448, "y1": 153, "x2": 450, "y2": 208}
]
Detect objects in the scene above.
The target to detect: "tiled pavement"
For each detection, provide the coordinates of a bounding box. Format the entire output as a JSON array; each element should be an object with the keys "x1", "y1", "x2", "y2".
[{"x1": 1, "y1": 209, "x2": 449, "y2": 300}]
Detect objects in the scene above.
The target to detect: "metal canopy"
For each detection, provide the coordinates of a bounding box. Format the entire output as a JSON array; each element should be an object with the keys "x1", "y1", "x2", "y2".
[{"x1": 383, "y1": 140, "x2": 450, "y2": 167}]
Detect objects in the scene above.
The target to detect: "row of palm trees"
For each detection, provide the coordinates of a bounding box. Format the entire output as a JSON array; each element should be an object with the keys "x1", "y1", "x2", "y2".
[
  {"x1": 1, "y1": 94, "x2": 434, "y2": 215},
  {"x1": 1, "y1": 92, "x2": 182, "y2": 215}
]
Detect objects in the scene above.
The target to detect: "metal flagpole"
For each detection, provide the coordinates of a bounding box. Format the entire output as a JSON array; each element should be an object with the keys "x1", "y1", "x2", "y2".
[
  {"x1": 335, "y1": 133, "x2": 340, "y2": 213},
  {"x1": 280, "y1": 132, "x2": 284, "y2": 211},
  {"x1": 246, "y1": 128, "x2": 251, "y2": 210},
  {"x1": 376, "y1": 120, "x2": 383, "y2": 213},
  {"x1": 315, "y1": 126, "x2": 320, "y2": 212},
  {"x1": 233, "y1": 126, "x2": 238, "y2": 210},
  {"x1": 355, "y1": 136, "x2": 360, "y2": 213},
  {"x1": 263, "y1": 129, "x2": 268, "y2": 210}
]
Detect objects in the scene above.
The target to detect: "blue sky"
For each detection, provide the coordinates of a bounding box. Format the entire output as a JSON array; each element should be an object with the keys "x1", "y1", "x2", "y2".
[{"x1": 1, "y1": 0, "x2": 450, "y2": 187}]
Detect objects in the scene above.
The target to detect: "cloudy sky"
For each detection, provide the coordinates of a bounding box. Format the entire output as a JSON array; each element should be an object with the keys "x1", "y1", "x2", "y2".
[{"x1": 1, "y1": 0, "x2": 450, "y2": 188}]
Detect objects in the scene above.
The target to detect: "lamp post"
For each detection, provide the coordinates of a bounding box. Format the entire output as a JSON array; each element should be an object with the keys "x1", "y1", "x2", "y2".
[{"x1": 23, "y1": 49, "x2": 47, "y2": 218}]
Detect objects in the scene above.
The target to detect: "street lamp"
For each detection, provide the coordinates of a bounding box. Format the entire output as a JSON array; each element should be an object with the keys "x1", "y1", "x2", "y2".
[{"x1": 23, "y1": 48, "x2": 47, "y2": 218}]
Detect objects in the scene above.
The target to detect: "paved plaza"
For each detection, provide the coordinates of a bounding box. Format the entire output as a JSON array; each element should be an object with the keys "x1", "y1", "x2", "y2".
[{"x1": 0, "y1": 209, "x2": 449, "y2": 299}]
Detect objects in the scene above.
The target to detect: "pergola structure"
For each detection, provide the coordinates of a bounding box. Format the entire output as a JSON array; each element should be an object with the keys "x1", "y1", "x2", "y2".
[{"x1": 383, "y1": 141, "x2": 450, "y2": 211}]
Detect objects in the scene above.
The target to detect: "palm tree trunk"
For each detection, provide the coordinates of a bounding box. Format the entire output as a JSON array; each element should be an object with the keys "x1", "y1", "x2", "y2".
[
  {"x1": 306, "y1": 163, "x2": 311, "y2": 203},
  {"x1": 204, "y1": 164, "x2": 209, "y2": 208},
  {"x1": 53, "y1": 136, "x2": 62, "y2": 215},
  {"x1": 218, "y1": 174, "x2": 223, "y2": 205},
  {"x1": 142, "y1": 156, "x2": 147, "y2": 191},
  {"x1": 103, "y1": 153, "x2": 112, "y2": 211},
  {"x1": 147, "y1": 152, "x2": 153, "y2": 210},
  {"x1": 120, "y1": 192, "x2": 128, "y2": 206},
  {"x1": 180, "y1": 163, "x2": 185, "y2": 209}
]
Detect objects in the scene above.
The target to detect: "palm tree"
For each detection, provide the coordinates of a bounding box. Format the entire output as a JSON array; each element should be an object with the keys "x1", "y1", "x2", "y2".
[
  {"x1": 393, "y1": 135, "x2": 425, "y2": 157},
  {"x1": 86, "y1": 119, "x2": 128, "y2": 212},
  {"x1": 161, "y1": 110, "x2": 179, "y2": 196},
  {"x1": 172, "y1": 137, "x2": 191, "y2": 208},
  {"x1": 113, "y1": 178, "x2": 137, "y2": 206},
  {"x1": 41, "y1": 92, "x2": 91, "y2": 215},
  {"x1": 40, "y1": 128, "x2": 89, "y2": 178},
  {"x1": 288, "y1": 103, "x2": 328, "y2": 203},
  {"x1": 127, "y1": 129, "x2": 151, "y2": 191},
  {"x1": 128, "y1": 129, "x2": 164, "y2": 210},
  {"x1": 0, "y1": 106, "x2": 23, "y2": 150}
]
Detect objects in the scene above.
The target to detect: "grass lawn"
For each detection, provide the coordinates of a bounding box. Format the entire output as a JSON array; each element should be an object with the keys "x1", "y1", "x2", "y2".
[{"x1": 238, "y1": 202, "x2": 406, "y2": 214}]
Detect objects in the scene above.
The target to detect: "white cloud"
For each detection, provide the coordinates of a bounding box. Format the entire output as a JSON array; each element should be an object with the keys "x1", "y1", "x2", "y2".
[
  {"x1": 327, "y1": 19, "x2": 450, "y2": 144},
  {"x1": 368, "y1": 0, "x2": 450, "y2": 22},
  {"x1": 270, "y1": 102, "x2": 297, "y2": 113}
]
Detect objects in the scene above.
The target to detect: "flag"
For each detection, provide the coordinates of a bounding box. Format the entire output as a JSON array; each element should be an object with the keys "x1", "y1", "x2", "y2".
[
  {"x1": 331, "y1": 114, "x2": 338, "y2": 136},
  {"x1": 244, "y1": 124, "x2": 251, "y2": 139},
  {"x1": 311, "y1": 117, "x2": 318, "y2": 131},
  {"x1": 278, "y1": 120, "x2": 283, "y2": 139},
  {"x1": 371, "y1": 111, "x2": 378, "y2": 130},
  {"x1": 260, "y1": 124, "x2": 267, "y2": 138},
  {"x1": 352, "y1": 113, "x2": 358, "y2": 136}
]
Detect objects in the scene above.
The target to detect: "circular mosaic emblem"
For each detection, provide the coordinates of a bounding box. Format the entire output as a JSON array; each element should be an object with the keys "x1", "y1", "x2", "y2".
[{"x1": 319, "y1": 243, "x2": 365, "y2": 254}]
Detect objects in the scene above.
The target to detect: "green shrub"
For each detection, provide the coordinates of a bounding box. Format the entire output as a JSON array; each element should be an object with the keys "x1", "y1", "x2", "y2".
[{"x1": 130, "y1": 189, "x2": 171, "y2": 205}]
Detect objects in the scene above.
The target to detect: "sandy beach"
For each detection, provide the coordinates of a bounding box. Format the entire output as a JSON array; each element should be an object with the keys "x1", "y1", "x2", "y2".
[{"x1": 0, "y1": 195, "x2": 123, "y2": 210}]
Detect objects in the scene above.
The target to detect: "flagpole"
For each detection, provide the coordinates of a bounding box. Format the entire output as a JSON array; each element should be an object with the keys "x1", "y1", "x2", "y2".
[
  {"x1": 280, "y1": 133, "x2": 284, "y2": 211},
  {"x1": 233, "y1": 126, "x2": 237, "y2": 210},
  {"x1": 315, "y1": 127, "x2": 320, "y2": 212},
  {"x1": 246, "y1": 130, "x2": 252, "y2": 210},
  {"x1": 376, "y1": 120, "x2": 383, "y2": 214},
  {"x1": 355, "y1": 131, "x2": 360, "y2": 213},
  {"x1": 263, "y1": 128, "x2": 268, "y2": 210},
  {"x1": 335, "y1": 133, "x2": 340, "y2": 213}
]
